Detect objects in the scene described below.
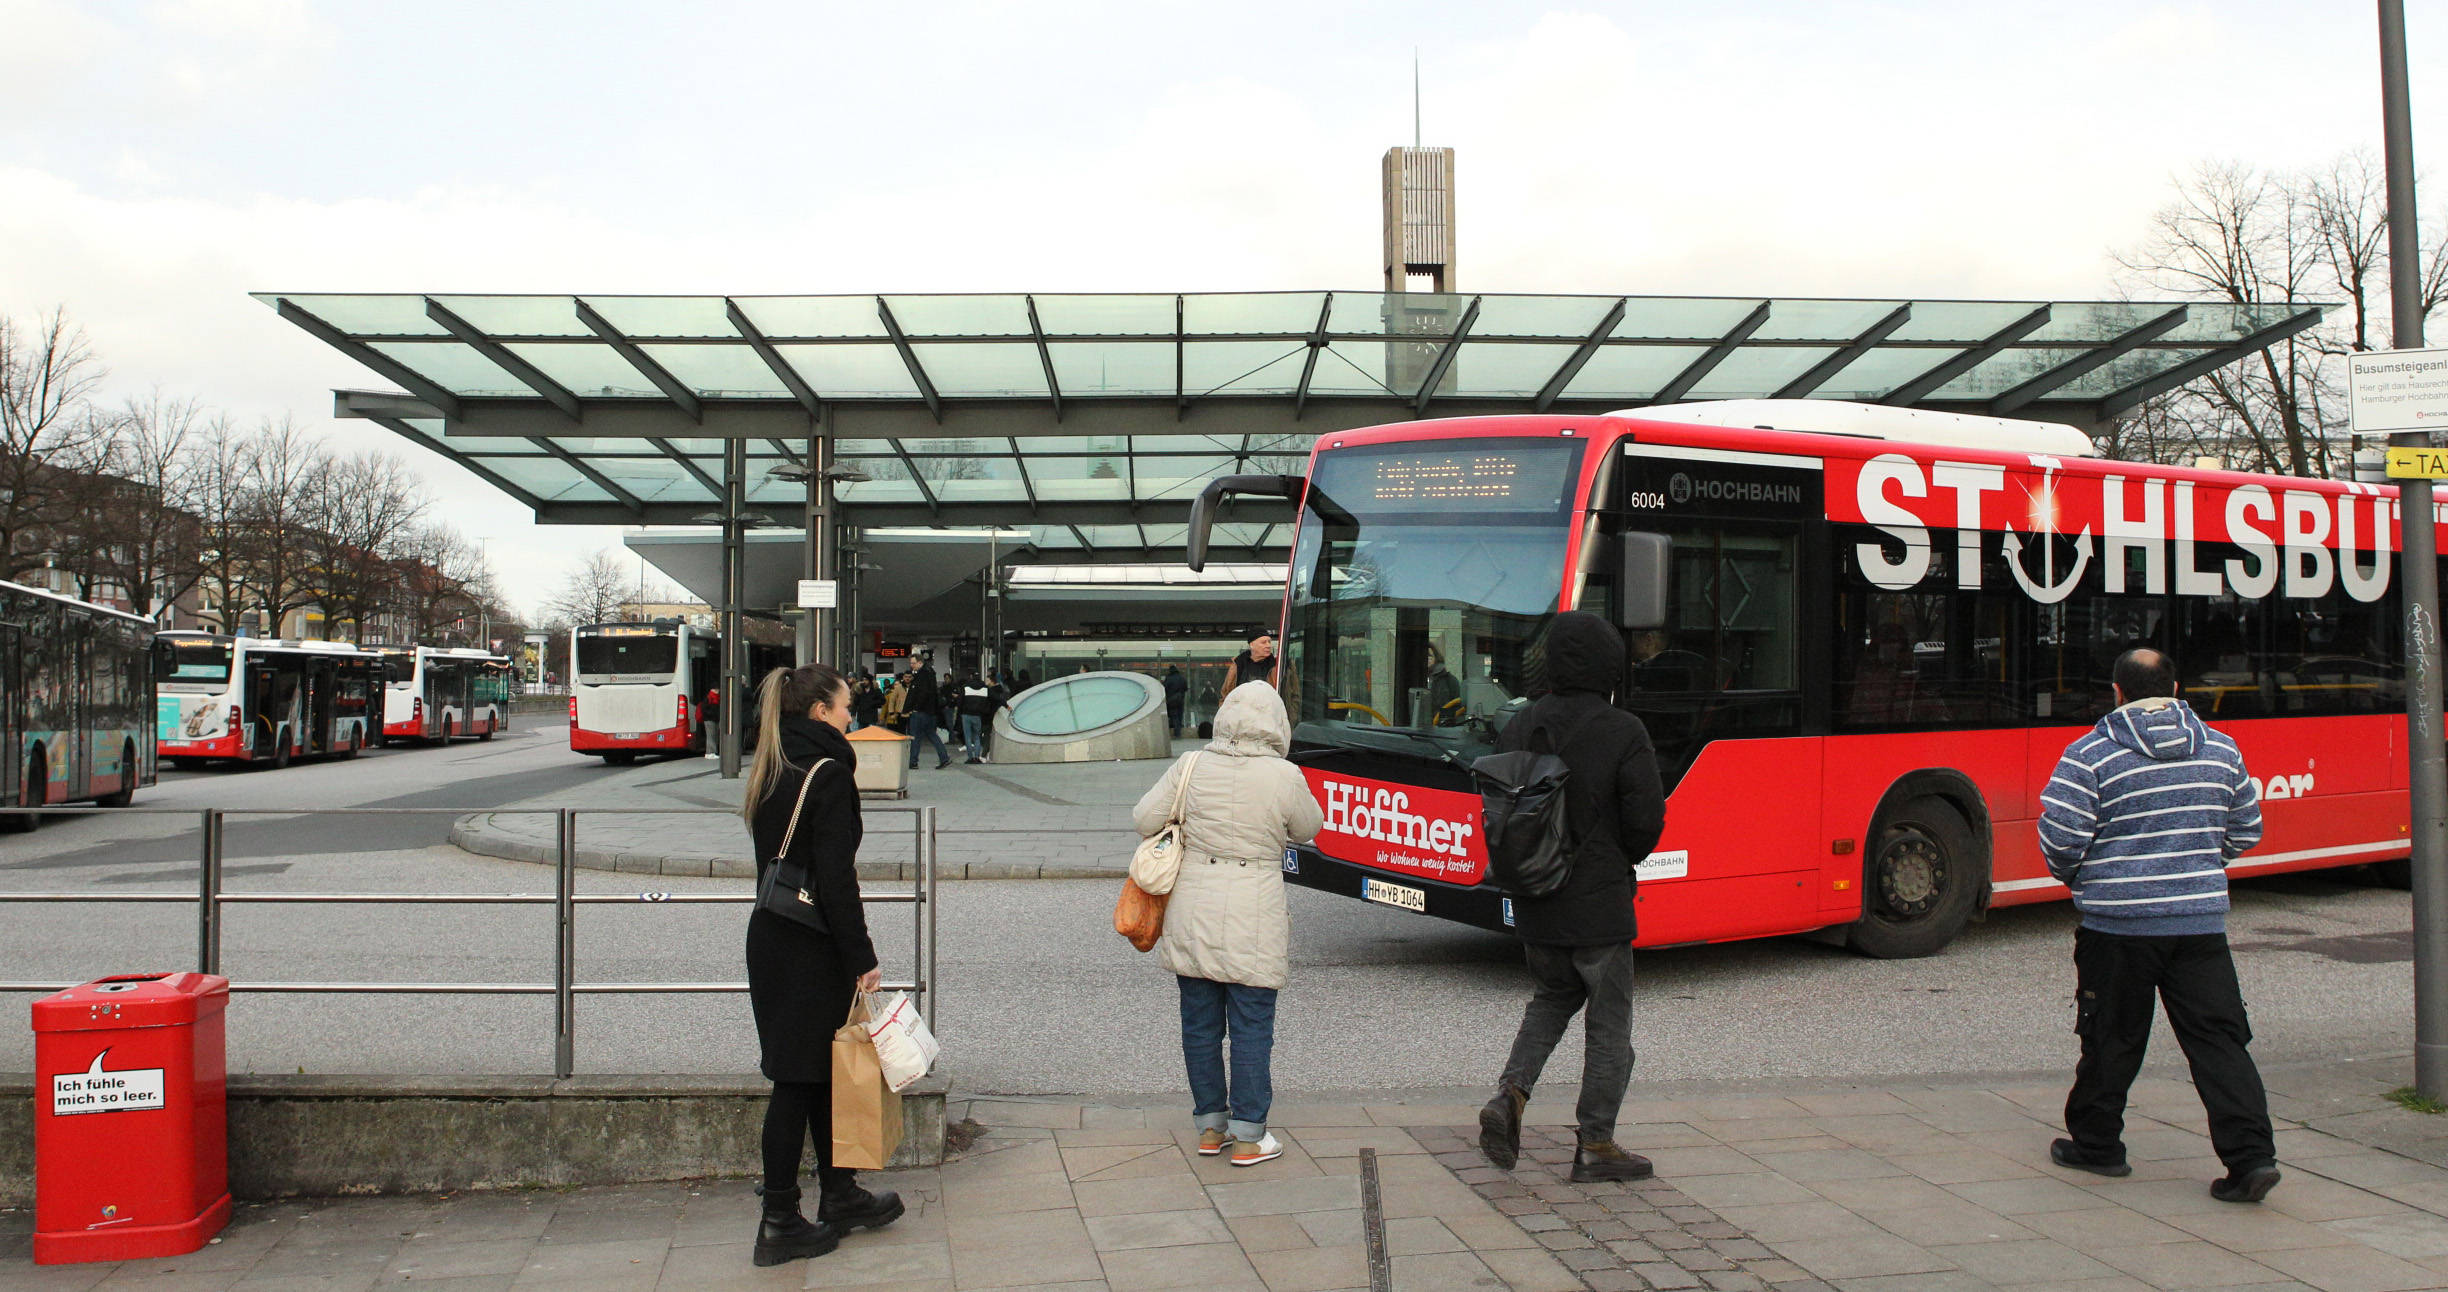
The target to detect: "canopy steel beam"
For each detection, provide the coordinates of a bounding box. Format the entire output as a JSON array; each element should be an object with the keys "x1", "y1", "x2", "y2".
[
  {"x1": 1775, "y1": 303, "x2": 1912, "y2": 399},
  {"x1": 1652, "y1": 300, "x2": 1772, "y2": 405},
  {"x1": 363, "y1": 415, "x2": 546, "y2": 510},
  {"x1": 1175, "y1": 295, "x2": 1188, "y2": 420},
  {"x1": 875, "y1": 297, "x2": 942, "y2": 423},
  {"x1": 1293, "y1": 294, "x2": 1334, "y2": 421},
  {"x1": 645, "y1": 437, "x2": 724, "y2": 497},
  {"x1": 423, "y1": 298, "x2": 583, "y2": 422},
  {"x1": 575, "y1": 298, "x2": 703, "y2": 422},
  {"x1": 1882, "y1": 304, "x2": 2053, "y2": 406},
  {"x1": 277, "y1": 300, "x2": 462, "y2": 419},
  {"x1": 725, "y1": 298, "x2": 823, "y2": 416},
  {"x1": 1026, "y1": 294, "x2": 1063, "y2": 422},
  {"x1": 1414, "y1": 295, "x2": 1483, "y2": 416},
  {"x1": 1007, "y1": 437, "x2": 1040, "y2": 507},
  {"x1": 529, "y1": 437, "x2": 646, "y2": 516},
  {"x1": 1990, "y1": 305, "x2": 2189, "y2": 414},
  {"x1": 1535, "y1": 297, "x2": 1629, "y2": 412},
  {"x1": 2095, "y1": 307, "x2": 2326, "y2": 419}
]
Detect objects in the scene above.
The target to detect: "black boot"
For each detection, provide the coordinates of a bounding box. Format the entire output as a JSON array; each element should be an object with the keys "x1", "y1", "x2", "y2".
[
  {"x1": 819, "y1": 1167, "x2": 906, "y2": 1231},
  {"x1": 1570, "y1": 1138, "x2": 1655, "y2": 1183},
  {"x1": 752, "y1": 1185, "x2": 840, "y2": 1267},
  {"x1": 1478, "y1": 1084, "x2": 1527, "y2": 1170}
]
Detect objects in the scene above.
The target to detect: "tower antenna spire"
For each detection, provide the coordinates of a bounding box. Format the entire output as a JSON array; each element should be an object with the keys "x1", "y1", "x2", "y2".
[{"x1": 1413, "y1": 48, "x2": 1421, "y2": 147}]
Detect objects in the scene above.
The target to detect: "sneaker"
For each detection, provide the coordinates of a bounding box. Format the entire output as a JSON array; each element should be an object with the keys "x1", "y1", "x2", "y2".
[
  {"x1": 1570, "y1": 1139, "x2": 1655, "y2": 1183},
  {"x1": 1197, "y1": 1128, "x2": 1228, "y2": 1157},
  {"x1": 1478, "y1": 1084, "x2": 1527, "y2": 1170},
  {"x1": 2049, "y1": 1137, "x2": 2132, "y2": 1178},
  {"x1": 1231, "y1": 1133, "x2": 1283, "y2": 1166},
  {"x1": 2210, "y1": 1164, "x2": 2282, "y2": 1203}
]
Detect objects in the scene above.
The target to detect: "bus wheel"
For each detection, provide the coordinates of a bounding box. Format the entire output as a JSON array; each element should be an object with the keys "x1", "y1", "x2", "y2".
[
  {"x1": 97, "y1": 743, "x2": 137, "y2": 807},
  {"x1": 1846, "y1": 796, "x2": 1978, "y2": 959},
  {"x1": 3, "y1": 751, "x2": 45, "y2": 832},
  {"x1": 170, "y1": 757, "x2": 206, "y2": 771},
  {"x1": 2369, "y1": 858, "x2": 2413, "y2": 890},
  {"x1": 340, "y1": 731, "x2": 362, "y2": 759},
  {"x1": 443, "y1": 718, "x2": 456, "y2": 742},
  {"x1": 478, "y1": 716, "x2": 495, "y2": 741},
  {"x1": 267, "y1": 740, "x2": 292, "y2": 771},
  {"x1": 602, "y1": 751, "x2": 636, "y2": 766}
]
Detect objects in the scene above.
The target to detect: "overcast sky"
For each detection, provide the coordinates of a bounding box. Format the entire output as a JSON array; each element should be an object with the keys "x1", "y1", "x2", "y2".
[{"x1": 4, "y1": 0, "x2": 2443, "y2": 618}]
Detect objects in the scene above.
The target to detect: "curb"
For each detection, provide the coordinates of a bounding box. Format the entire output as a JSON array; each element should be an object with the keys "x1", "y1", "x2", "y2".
[{"x1": 447, "y1": 813, "x2": 1129, "y2": 881}]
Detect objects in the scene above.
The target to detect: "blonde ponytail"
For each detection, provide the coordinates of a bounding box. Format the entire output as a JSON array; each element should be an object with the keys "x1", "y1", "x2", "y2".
[{"x1": 739, "y1": 663, "x2": 849, "y2": 822}]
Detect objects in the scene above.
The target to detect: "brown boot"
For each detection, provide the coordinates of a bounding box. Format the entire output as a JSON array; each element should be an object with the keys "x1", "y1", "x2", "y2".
[
  {"x1": 1570, "y1": 1138, "x2": 1655, "y2": 1183},
  {"x1": 1478, "y1": 1084, "x2": 1528, "y2": 1170}
]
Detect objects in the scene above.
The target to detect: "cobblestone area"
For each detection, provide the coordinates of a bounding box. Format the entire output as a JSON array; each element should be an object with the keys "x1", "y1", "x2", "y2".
[{"x1": 1414, "y1": 1124, "x2": 1827, "y2": 1292}]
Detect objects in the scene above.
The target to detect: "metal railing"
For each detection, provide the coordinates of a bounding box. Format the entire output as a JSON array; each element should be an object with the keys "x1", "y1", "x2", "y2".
[{"x1": 0, "y1": 804, "x2": 938, "y2": 1078}]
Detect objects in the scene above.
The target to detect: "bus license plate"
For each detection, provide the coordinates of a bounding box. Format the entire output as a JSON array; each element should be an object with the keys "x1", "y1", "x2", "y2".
[
  {"x1": 1362, "y1": 878, "x2": 1426, "y2": 912},
  {"x1": 615, "y1": 732, "x2": 641, "y2": 740}
]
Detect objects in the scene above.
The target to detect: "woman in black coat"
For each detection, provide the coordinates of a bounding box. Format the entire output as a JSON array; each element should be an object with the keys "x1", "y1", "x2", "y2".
[{"x1": 742, "y1": 664, "x2": 904, "y2": 1267}]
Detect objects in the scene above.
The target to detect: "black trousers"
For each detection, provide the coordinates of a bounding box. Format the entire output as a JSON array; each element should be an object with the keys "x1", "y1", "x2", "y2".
[
  {"x1": 2064, "y1": 926, "x2": 2275, "y2": 1174},
  {"x1": 1498, "y1": 942, "x2": 1636, "y2": 1144},
  {"x1": 762, "y1": 1081, "x2": 851, "y2": 1194}
]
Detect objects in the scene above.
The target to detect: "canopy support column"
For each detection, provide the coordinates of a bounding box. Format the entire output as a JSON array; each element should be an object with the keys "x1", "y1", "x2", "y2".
[{"x1": 720, "y1": 438, "x2": 746, "y2": 779}]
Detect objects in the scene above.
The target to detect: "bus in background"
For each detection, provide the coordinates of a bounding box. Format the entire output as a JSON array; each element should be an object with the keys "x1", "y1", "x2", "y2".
[
  {"x1": 1187, "y1": 399, "x2": 2435, "y2": 958},
  {"x1": 155, "y1": 634, "x2": 377, "y2": 769},
  {"x1": 378, "y1": 646, "x2": 514, "y2": 743},
  {"x1": 568, "y1": 622, "x2": 792, "y2": 764},
  {"x1": 570, "y1": 623, "x2": 718, "y2": 764},
  {"x1": 0, "y1": 579, "x2": 156, "y2": 829}
]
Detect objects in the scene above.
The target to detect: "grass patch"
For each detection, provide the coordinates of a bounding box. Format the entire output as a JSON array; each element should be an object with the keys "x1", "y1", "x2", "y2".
[{"x1": 2387, "y1": 1086, "x2": 2447, "y2": 1115}]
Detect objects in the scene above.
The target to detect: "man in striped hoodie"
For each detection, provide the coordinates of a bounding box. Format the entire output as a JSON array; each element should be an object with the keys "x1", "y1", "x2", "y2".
[{"x1": 2037, "y1": 648, "x2": 2279, "y2": 1203}]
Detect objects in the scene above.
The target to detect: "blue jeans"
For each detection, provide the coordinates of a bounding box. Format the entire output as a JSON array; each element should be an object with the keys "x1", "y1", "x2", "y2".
[
  {"x1": 1177, "y1": 976, "x2": 1277, "y2": 1141},
  {"x1": 960, "y1": 713, "x2": 984, "y2": 760},
  {"x1": 906, "y1": 713, "x2": 949, "y2": 767}
]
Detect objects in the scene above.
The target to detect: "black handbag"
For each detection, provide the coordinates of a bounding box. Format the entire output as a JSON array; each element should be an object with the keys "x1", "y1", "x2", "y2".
[{"x1": 754, "y1": 758, "x2": 834, "y2": 932}]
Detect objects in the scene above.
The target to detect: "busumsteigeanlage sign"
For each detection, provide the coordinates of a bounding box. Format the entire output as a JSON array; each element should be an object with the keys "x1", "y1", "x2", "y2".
[{"x1": 2349, "y1": 346, "x2": 2448, "y2": 435}]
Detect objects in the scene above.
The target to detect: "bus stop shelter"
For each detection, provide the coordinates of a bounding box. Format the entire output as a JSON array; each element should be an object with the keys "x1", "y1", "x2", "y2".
[{"x1": 258, "y1": 289, "x2": 2324, "y2": 772}]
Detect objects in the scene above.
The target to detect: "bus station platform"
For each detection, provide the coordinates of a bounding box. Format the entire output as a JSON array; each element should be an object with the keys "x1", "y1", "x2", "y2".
[
  {"x1": 448, "y1": 740, "x2": 1203, "y2": 880},
  {"x1": 12, "y1": 1056, "x2": 2445, "y2": 1292}
]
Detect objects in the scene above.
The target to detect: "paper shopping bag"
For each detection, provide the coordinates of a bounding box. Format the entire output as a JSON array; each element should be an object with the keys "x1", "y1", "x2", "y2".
[{"x1": 831, "y1": 995, "x2": 905, "y2": 1170}]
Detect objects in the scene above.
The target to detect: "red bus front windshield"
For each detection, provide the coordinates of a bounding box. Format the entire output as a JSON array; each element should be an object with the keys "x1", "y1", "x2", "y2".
[{"x1": 1283, "y1": 438, "x2": 1583, "y2": 765}]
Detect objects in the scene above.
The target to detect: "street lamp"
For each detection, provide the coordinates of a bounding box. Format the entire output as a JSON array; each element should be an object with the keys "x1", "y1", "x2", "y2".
[{"x1": 766, "y1": 462, "x2": 873, "y2": 484}]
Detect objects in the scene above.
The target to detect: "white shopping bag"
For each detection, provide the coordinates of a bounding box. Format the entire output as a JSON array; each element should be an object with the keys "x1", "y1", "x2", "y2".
[{"x1": 863, "y1": 990, "x2": 939, "y2": 1093}]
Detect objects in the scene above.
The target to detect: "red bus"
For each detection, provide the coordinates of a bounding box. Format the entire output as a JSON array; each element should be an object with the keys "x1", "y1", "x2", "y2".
[{"x1": 1188, "y1": 399, "x2": 2427, "y2": 957}]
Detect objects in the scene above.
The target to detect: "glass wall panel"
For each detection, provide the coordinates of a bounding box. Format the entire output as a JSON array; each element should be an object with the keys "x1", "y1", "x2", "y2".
[
  {"x1": 428, "y1": 295, "x2": 590, "y2": 337},
  {"x1": 1183, "y1": 342, "x2": 1306, "y2": 396},
  {"x1": 732, "y1": 297, "x2": 887, "y2": 339},
  {"x1": 1451, "y1": 342, "x2": 1581, "y2": 397},
  {"x1": 1684, "y1": 347, "x2": 1835, "y2": 399},
  {"x1": 1183, "y1": 293, "x2": 1326, "y2": 335},
  {"x1": 1558, "y1": 345, "x2": 1709, "y2": 402},
  {"x1": 367, "y1": 341, "x2": 533, "y2": 397},
  {"x1": 1033, "y1": 295, "x2": 1177, "y2": 335},
  {"x1": 578, "y1": 296, "x2": 738, "y2": 338},
  {"x1": 882, "y1": 295, "x2": 1032, "y2": 337},
  {"x1": 1047, "y1": 342, "x2": 1171, "y2": 396},
  {"x1": 1469, "y1": 295, "x2": 1618, "y2": 338},
  {"x1": 269, "y1": 294, "x2": 444, "y2": 337},
  {"x1": 1750, "y1": 299, "x2": 1906, "y2": 342},
  {"x1": 776, "y1": 344, "x2": 922, "y2": 398},
  {"x1": 1609, "y1": 298, "x2": 1766, "y2": 341},
  {"x1": 505, "y1": 343, "x2": 666, "y2": 398},
  {"x1": 641, "y1": 344, "x2": 794, "y2": 397},
  {"x1": 909, "y1": 343, "x2": 1047, "y2": 397}
]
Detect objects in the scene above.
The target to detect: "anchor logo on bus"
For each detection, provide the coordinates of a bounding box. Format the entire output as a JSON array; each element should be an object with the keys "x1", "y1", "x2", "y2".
[{"x1": 2001, "y1": 457, "x2": 2093, "y2": 604}]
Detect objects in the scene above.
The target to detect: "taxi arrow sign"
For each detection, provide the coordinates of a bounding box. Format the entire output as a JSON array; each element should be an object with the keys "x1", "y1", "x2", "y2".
[{"x1": 2387, "y1": 446, "x2": 2448, "y2": 479}]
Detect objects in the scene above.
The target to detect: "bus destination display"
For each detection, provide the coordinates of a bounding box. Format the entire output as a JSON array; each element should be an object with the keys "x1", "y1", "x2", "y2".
[{"x1": 1315, "y1": 442, "x2": 1579, "y2": 514}]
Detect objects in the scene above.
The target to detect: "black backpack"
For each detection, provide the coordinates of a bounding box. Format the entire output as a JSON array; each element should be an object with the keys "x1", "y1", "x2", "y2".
[{"x1": 1470, "y1": 711, "x2": 1595, "y2": 899}]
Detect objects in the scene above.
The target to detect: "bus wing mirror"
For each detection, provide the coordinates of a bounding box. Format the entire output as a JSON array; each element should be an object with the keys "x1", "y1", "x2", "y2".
[
  {"x1": 1619, "y1": 533, "x2": 1671, "y2": 631},
  {"x1": 1186, "y1": 474, "x2": 1304, "y2": 571}
]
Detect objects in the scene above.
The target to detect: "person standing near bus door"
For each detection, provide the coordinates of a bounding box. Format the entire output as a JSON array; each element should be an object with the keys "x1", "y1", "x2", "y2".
[
  {"x1": 1221, "y1": 634, "x2": 1277, "y2": 697},
  {"x1": 2038, "y1": 648, "x2": 2278, "y2": 1202},
  {"x1": 1478, "y1": 611, "x2": 1667, "y2": 1183}
]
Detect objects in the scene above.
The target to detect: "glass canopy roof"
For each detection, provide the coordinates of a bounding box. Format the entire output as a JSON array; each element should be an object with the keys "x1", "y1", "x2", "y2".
[{"x1": 258, "y1": 290, "x2": 2324, "y2": 537}]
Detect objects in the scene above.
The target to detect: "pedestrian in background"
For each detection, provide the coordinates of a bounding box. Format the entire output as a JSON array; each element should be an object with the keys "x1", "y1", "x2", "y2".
[
  {"x1": 1132, "y1": 682, "x2": 1323, "y2": 1166},
  {"x1": 1221, "y1": 633, "x2": 1277, "y2": 697},
  {"x1": 900, "y1": 663, "x2": 950, "y2": 770},
  {"x1": 1479, "y1": 611, "x2": 1666, "y2": 1184},
  {"x1": 1162, "y1": 664, "x2": 1188, "y2": 736},
  {"x1": 740, "y1": 664, "x2": 904, "y2": 1267},
  {"x1": 849, "y1": 674, "x2": 883, "y2": 733},
  {"x1": 2039, "y1": 648, "x2": 2279, "y2": 1203},
  {"x1": 957, "y1": 672, "x2": 993, "y2": 764}
]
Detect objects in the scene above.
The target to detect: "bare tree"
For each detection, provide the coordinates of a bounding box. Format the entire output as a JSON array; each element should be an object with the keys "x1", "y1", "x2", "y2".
[
  {"x1": 312, "y1": 450, "x2": 429, "y2": 642},
  {"x1": 545, "y1": 549, "x2": 635, "y2": 627},
  {"x1": 236, "y1": 419, "x2": 333, "y2": 636},
  {"x1": 0, "y1": 308, "x2": 106, "y2": 582},
  {"x1": 87, "y1": 392, "x2": 208, "y2": 618},
  {"x1": 387, "y1": 523, "x2": 492, "y2": 646},
  {"x1": 191, "y1": 419, "x2": 256, "y2": 633}
]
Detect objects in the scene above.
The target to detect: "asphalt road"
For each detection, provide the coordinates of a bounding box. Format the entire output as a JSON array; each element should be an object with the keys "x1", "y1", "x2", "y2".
[{"x1": 0, "y1": 718, "x2": 2423, "y2": 1100}]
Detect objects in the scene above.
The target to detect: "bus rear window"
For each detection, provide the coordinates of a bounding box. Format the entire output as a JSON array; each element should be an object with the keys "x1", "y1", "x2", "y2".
[
  {"x1": 165, "y1": 642, "x2": 231, "y2": 683},
  {"x1": 579, "y1": 637, "x2": 678, "y2": 676}
]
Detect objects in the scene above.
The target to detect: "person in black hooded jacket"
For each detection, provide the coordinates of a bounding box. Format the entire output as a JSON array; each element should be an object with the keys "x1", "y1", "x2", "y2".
[
  {"x1": 741, "y1": 664, "x2": 905, "y2": 1267},
  {"x1": 1478, "y1": 610, "x2": 1667, "y2": 1184}
]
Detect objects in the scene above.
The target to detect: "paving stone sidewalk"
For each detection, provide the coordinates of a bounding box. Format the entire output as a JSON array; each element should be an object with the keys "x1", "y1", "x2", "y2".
[
  {"x1": 449, "y1": 740, "x2": 1199, "y2": 879},
  {"x1": 7, "y1": 1066, "x2": 2447, "y2": 1291}
]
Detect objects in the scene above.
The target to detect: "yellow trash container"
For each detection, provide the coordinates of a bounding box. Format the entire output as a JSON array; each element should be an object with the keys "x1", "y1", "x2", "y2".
[{"x1": 846, "y1": 727, "x2": 912, "y2": 798}]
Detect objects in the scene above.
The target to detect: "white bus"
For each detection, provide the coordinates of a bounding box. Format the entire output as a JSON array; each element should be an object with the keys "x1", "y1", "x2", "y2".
[
  {"x1": 376, "y1": 646, "x2": 514, "y2": 743},
  {"x1": 570, "y1": 622, "x2": 721, "y2": 764},
  {"x1": 155, "y1": 634, "x2": 378, "y2": 769},
  {"x1": 2, "y1": 579, "x2": 156, "y2": 828}
]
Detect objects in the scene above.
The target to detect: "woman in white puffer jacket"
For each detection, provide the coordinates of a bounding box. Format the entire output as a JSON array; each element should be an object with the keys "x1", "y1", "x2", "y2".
[{"x1": 1131, "y1": 680, "x2": 1323, "y2": 1166}]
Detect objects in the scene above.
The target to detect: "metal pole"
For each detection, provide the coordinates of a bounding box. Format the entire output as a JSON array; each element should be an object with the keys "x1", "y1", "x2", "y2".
[
  {"x1": 196, "y1": 810, "x2": 223, "y2": 975},
  {"x1": 980, "y1": 534, "x2": 996, "y2": 677},
  {"x1": 812, "y1": 434, "x2": 835, "y2": 669},
  {"x1": 554, "y1": 809, "x2": 577, "y2": 1079},
  {"x1": 720, "y1": 437, "x2": 746, "y2": 779},
  {"x1": 2381, "y1": 0, "x2": 2447, "y2": 1099},
  {"x1": 923, "y1": 806, "x2": 938, "y2": 1012}
]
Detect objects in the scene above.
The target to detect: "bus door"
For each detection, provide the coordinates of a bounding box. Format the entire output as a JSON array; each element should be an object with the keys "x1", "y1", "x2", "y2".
[
  {"x1": 0, "y1": 622, "x2": 20, "y2": 805},
  {"x1": 243, "y1": 659, "x2": 280, "y2": 756},
  {"x1": 305, "y1": 661, "x2": 334, "y2": 753}
]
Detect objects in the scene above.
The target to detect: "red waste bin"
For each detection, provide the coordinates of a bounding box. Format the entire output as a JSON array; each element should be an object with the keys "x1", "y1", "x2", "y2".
[{"x1": 30, "y1": 972, "x2": 231, "y2": 1265}]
